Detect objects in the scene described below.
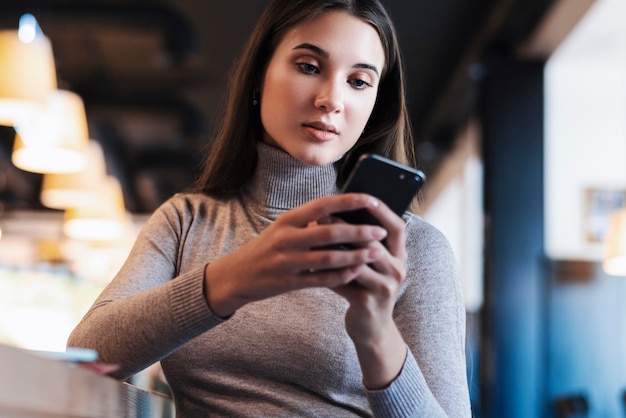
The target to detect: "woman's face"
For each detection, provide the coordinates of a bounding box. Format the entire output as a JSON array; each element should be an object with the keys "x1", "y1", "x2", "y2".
[{"x1": 260, "y1": 11, "x2": 385, "y2": 166}]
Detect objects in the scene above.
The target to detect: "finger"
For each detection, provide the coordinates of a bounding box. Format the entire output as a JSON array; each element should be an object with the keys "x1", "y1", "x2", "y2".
[
  {"x1": 295, "y1": 245, "x2": 384, "y2": 274},
  {"x1": 280, "y1": 193, "x2": 380, "y2": 227},
  {"x1": 267, "y1": 224, "x2": 379, "y2": 252},
  {"x1": 357, "y1": 241, "x2": 395, "y2": 275},
  {"x1": 330, "y1": 267, "x2": 387, "y2": 303},
  {"x1": 362, "y1": 200, "x2": 406, "y2": 256},
  {"x1": 297, "y1": 264, "x2": 366, "y2": 289},
  {"x1": 331, "y1": 278, "x2": 365, "y2": 300},
  {"x1": 306, "y1": 223, "x2": 387, "y2": 249},
  {"x1": 333, "y1": 264, "x2": 401, "y2": 299}
]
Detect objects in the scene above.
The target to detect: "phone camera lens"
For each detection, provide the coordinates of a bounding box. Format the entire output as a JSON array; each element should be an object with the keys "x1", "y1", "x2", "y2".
[{"x1": 399, "y1": 174, "x2": 405, "y2": 180}]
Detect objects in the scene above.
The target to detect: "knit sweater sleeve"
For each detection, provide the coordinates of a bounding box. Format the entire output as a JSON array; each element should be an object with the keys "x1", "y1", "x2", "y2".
[
  {"x1": 366, "y1": 216, "x2": 471, "y2": 417},
  {"x1": 67, "y1": 196, "x2": 225, "y2": 379}
]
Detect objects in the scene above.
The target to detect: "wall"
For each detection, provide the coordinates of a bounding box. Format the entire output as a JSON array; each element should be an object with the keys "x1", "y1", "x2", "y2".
[
  {"x1": 544, "y1": 0, "x2": 626, "y2": 416},
  {"x1": 547, "y1": 262, "x2": 626, "y2": 416},
  {"x1": 545, "y1": 0, "x2": 626, "y2": 261}
]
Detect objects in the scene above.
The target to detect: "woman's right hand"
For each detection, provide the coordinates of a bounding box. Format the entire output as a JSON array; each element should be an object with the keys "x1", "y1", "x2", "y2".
[{"x1": 203, "y1": 193, "x2": 388, "y2": 317}]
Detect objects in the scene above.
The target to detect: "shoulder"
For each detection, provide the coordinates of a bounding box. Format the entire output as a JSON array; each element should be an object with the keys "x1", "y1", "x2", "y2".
[
  {"x1": 400, "y1": 212, "x2": 460, "y2": 293},
  {"x1": 156, "y1": 192, "x2": 232, "y2": 216},
  {"x1": 403, "y1": 212, "x2": 455, "y2": 258},
  {"x1": 143, "y1": 192, "x2": 234, "y2": 231}
]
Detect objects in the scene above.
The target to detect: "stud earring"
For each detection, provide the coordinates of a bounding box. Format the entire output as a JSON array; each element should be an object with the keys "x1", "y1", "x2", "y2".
[{"x1": 252, "y1": 90, "x2": 259, "y2": 106}]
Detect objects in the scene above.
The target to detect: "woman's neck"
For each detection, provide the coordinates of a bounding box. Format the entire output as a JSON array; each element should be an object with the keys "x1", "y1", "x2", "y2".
[{"x1": 247, "y1": 142, "x2": 340, "y2": 210}]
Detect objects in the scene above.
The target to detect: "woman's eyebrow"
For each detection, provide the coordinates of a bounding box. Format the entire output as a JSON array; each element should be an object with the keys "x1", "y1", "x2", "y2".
[
  {"x1": 293, "y1": 42, "x2": 328, "y2": 58},
  {"x1": 353, "y1": 63, "x2": 379, "y2": 76},
  {"x1": 292, "y1": 43, "x2": 380, "y2": 76}
]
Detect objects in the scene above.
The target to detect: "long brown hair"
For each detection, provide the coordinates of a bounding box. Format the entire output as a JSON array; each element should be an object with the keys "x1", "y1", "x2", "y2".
[{"x1": 193, "y1": 0, "x2": 415, "y2": 196}]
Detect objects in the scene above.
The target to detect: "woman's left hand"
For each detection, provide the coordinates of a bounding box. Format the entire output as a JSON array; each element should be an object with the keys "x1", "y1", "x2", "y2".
[{"x1": 330, "y1": 199, "x2": 409, "y2": 389}]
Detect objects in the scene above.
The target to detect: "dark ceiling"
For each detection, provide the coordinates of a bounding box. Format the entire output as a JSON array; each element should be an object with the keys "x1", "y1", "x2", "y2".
[{"x1": 0, "y1": 0, "x2": 554, "y2": 214}]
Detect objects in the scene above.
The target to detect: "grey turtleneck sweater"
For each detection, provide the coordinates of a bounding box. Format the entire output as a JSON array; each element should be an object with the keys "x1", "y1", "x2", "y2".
[{"x1": 68, "y1": 143, "x2": 471, "y2": 417}]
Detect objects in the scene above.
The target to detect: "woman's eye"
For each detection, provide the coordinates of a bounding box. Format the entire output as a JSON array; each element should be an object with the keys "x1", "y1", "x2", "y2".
[
  {"x1": 297, "y1": 63, "x2": 319, "y2": 74},
  {"x1": 349, "y1": 79, "x2": 373, "y2": 90}
]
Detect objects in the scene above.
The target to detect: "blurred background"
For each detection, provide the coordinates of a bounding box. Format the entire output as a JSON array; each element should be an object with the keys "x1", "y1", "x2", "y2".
[{"x1": 0, "y1": 0, "x2": 625, "y2": 416}]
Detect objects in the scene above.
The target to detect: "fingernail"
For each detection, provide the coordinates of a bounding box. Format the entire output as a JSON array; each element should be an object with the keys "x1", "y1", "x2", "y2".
[
  {"x1": 369, "y1": 197, "x2": 379, "y2": 207},
  {"x1": 350, "y1": 265, "x2": 364, "y2": 275},
  {"x1": 372, "y1": 227, "x2": 387, "y2": 239},
  {"x1": 368, "y1": 247, "x2": 382, "y2": 259}
]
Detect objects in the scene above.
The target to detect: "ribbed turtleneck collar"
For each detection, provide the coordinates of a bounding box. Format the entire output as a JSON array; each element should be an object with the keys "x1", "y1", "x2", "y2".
[{"x1": 247, "y1": 142, "x2": 341, "y2": 210}]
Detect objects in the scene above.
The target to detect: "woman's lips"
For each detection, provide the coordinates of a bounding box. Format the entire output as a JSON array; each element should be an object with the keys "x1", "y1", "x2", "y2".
[{"x1": 302, "y1": 122, "x2": 338, "y2": 141}]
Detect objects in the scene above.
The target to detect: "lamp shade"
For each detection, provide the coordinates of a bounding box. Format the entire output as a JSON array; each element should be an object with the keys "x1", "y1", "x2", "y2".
[
  {"x1": 12, "y1": 89, "x2": 89, "y2": 173},
  {"x1": 0, "y1": 30, "x2": 57, "y2": 126},
  {"x1": 40, "y1": 140, "x2": 108, "y2": 209},
  {"x1": 603, "y1": 208, "x2": 626, "y2": 276},
  {"x1": 63, "y1": 176, "x2": 127, "y2": 241}
]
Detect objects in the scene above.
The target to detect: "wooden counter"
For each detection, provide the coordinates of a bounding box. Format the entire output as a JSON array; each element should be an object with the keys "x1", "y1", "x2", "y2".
[{"x1": 0, "y1": 343, "x2": 174, "y2": 417}]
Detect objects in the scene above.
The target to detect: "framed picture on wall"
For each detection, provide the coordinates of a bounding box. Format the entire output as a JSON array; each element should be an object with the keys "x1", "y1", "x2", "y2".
[{"x1": 584, "y1": 188, "x2": 626, "y2": 243}]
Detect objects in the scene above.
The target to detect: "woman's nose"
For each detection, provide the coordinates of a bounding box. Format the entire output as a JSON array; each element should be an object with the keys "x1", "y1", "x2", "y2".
[{"x1": 314, "y1": 79, "x2": 344, "y2": 113}]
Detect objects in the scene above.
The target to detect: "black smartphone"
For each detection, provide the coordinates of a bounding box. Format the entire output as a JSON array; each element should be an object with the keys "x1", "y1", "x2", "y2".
[{"x1": 334, "y1": 154, "x2": 425, "y2": 226}]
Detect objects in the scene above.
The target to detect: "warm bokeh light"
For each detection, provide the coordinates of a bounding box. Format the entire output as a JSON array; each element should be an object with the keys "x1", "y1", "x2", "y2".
[
  {"x1": 603, "y1": 209, "x2": 626, "y2": 276},
  {"x1": 0, "y1": 266, "x2": 104, "y2": 352},
  {"x1": 12, "y1": 90, "x2": 89, "y2": 174},
  {"x1": 63, "y1": 176, "x2": 128, "y2": 241},
  {"x1": 0, "y1": 28, "x2": 57, "y2": 126},
  {"x1": 40, "y1": 140, "x2": 108, "y2": 209}
]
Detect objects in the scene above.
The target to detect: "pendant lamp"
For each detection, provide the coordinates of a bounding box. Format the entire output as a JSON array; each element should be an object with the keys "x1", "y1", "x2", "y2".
[
  {"x1": 0, "y1": 29, "x2": 57, "y2": 126},
  {"x1": 63, "y1": 176, "x2": 128, "y2": 241},
  {"x1": 12, "y1": 89, "x2": 89, "y2": 173},
  {"x1": 40, "y1": 140, "x2": 108, "y2": 209}
]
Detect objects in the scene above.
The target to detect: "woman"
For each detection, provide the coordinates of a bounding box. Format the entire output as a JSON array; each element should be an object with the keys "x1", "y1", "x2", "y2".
[{"x1": 68, "y1": 0, "x2": 471, "y2": 416}]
